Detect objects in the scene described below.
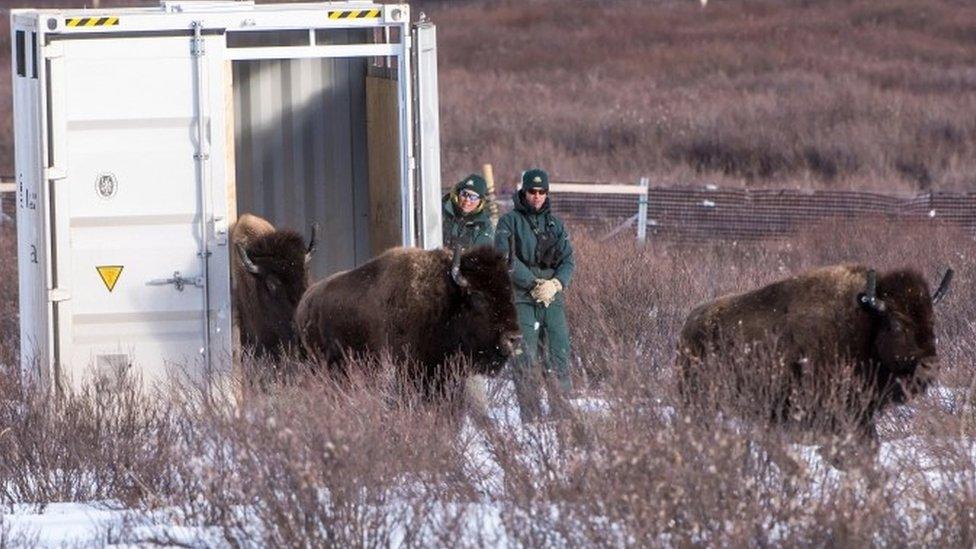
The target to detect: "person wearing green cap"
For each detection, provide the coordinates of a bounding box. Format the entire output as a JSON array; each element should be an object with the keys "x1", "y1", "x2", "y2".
[
  {"x1": 495, "y1": 168, "x2": 575, "y2": 422},
  {"x1": 442, "y1": 174, "x2": 494, "y2": 251},
  {"x1": 444, "y1": 174, "x2": 495, "y2": 419}
]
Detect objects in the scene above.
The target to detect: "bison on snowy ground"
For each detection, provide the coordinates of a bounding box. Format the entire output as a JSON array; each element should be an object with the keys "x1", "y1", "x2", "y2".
[
  {"x1": 230, "y1": 213, "x2": 318, "y2": 357},
  {"x1": 677, "y1": 264, "x2": 953, "y2": 453},
  {"x1": 295, "y1": 245, "x2": 522, "y2": 400}
]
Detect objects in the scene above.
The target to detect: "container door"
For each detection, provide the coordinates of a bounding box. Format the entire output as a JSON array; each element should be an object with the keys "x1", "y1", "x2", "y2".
[
  {"x1": 411, "y1": 20, "x2": 443, "y2": 249},
  {"x1": 12, "y1": 25, "x2": 50, "y2": 385},
  {"x1": 47, "y1": 35, "x2": 230, "y2": 390}
]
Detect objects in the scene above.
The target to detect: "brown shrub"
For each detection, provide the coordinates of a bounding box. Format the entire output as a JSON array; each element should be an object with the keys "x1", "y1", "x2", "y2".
[
  {"x1": 418, "y1": 0, "x2": 976, "y2": 191},
  {"x1": 0, "y1": 224, "x2": 972, "y2": 544},
  {"x1": 2, "y1": 0, "x2": 974, "y2": 190},
  {"x1": 0, "y1": 363, "x2": 182, "y2": 510},
  {"x1": 1, "y1": 183, "x2": 976, "y2": 544}
]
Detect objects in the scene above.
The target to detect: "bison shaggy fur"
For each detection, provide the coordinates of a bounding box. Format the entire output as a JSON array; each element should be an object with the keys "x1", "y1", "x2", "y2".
[
  {"x1": 230, "y1": 213, "x2": 312, "y2": 357},
  {"x1": 677, "y1": 264, "x2": 943, "y2": 442},
  {"x1": 295, "y1": 245, "x2": 521, "y2": 398}
]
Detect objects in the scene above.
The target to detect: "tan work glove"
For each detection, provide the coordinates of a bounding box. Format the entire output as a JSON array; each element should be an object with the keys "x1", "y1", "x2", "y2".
[
  {"x1": 530, "y1": 279, "x2": 547, "y2": 302},
  {"x1": 531, "y1": 278, "x2": 563, "y2": 307}
]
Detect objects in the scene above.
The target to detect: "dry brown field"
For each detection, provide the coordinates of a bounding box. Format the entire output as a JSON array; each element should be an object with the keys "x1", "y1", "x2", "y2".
[
  {"x1": 0, "y1": 1, "x2": 975, "y2": 544},
  {"x1": 0, "y1": 0, "x2": 975, "y2": 190}
]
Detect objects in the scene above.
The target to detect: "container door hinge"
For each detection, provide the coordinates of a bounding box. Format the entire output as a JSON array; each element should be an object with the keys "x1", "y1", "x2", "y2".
[
  {"x1": 45, "y1": 167, "x2": 66, "y2": 181},
  {"x1": 191, "y1": 21, "x2": 206, "y2": 57},
  {"x1": 48, "y1": 288, "x2": 71, "y2": 302},
  {"x1": 43, "y1": 43, "x2": 64, "y2": 59},
  {"x1": 214, "y1": 216, "x2": 228, "y2": 245}
]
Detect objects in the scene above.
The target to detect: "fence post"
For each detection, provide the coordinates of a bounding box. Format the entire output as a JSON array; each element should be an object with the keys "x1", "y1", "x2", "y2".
[
  {"x1": 636, "y1": 176, "x2": 649, "y2": 242},
  {"x1": 482, "y1": 163, "x2": 500, "y2": 224},
  {"x1": 0, "y1": 179, "x2": 12, "y2": 226}
]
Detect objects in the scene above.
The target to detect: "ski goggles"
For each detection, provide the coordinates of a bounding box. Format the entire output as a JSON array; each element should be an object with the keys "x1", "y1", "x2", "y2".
[{"x1": 458, "y1": 190, "x2": 482, "y2": 201}]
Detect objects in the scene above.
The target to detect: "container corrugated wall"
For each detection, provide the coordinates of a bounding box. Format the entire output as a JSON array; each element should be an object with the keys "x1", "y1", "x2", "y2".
[{"x1": 232, "y1": 39, "x2": 371, "y2": 278}]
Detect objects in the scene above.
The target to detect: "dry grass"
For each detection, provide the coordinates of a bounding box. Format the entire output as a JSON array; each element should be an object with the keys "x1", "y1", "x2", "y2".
[
  {"x1": 420, "y1": 0, "x2": 976, "y2": 191},
  {"x1": 1, "y1": 209, "x2": 975, "y2": 544},
  {"x1": 2, "y1": 0, "x2": 973, "y2": 190},
  {"x1": 1, "y1": 0, "x2": 975, "y2": 544}
]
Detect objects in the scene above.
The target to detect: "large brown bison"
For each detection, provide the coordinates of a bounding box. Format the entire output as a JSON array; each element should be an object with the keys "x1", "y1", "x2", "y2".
[
  {"x1": 677, "y1": 264, "x2": 953, "y2": 449},
  {"x1": 230, "y1": 213, "x2": 317, "y2": 357},
  {"x1": 295, "y1": 245, "x2": 522, "y2": 398}
]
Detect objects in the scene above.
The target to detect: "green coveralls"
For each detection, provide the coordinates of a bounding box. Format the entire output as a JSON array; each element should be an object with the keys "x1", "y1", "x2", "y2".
[
  {"x1": 442, "y1": 192, "x2": 494, "y2": 250},
  {"x1": 495, "y1": 192, "x2": 575, "y2": 421}
]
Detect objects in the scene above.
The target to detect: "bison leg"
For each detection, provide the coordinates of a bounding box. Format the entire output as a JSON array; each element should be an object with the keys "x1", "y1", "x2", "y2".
[
  {"x1": 464, "y1": 375, "x2": 491, "y2": 419},
  {"x1": 398, "y1": 360, "x2": 463, "y2": 408}
]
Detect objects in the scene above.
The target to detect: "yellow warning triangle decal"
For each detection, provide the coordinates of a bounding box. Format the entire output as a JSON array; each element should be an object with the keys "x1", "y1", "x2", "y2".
[{"x1": 96, "y1": 265, "x2": 124, "y2": 292}]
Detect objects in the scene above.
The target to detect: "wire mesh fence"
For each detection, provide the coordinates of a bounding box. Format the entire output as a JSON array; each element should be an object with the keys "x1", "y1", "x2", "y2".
[
  {"x1": 537, "y1": 182, "x2": 976, "y2": 242},
  {"x1": 5, "y1": 180, "x2": 974, "y2": 240}
]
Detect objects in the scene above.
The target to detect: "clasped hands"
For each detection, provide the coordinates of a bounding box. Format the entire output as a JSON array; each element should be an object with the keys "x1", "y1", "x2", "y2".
[{"x1": 530, "y1": 278, "x2": 562, "y2": 307}]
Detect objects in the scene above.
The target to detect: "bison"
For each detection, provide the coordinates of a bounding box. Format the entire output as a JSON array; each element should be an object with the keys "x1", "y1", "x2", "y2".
[
  {"x1": 295, "y1": 245, "x2": 522, "y2": 399},
  {"x1": 677, "y1": 264, "x2": 953, "y2": 458},
  {"x1": 230, "y1": 213, "x2": 317, "y2": 357}
]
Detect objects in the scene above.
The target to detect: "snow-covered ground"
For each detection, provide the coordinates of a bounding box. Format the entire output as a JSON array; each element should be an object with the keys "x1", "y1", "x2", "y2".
[
  {"x1": 1, "y1": 503, "x2": 224, "y2": 547},
  {"x1": 4, "y1": 381, "x2": 974, "y2": 546}
]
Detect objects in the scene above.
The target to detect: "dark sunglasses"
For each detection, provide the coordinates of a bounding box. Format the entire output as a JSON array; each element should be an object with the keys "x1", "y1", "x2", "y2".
[{"x1": 526, "y1": 189, "x2": 548, "y2": 196}]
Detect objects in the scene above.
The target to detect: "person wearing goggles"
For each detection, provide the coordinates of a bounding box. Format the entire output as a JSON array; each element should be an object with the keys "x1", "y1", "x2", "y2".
[
  {"x1": 442, "y1": 174, "x2": 496, "y2": 418},
  {"x1": 442, "y1": 174, "x2": 494, "y2": 252},
  {"x1": 495, "y1": 168, "x2": 576, "y2": 422}
]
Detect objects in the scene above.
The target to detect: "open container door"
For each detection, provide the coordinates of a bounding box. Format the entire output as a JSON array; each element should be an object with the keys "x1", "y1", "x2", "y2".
[
  {"x1": 44, "y1": 30, "x2": 232, "y2": 391},
  {"x1": 412, "y1": 18, "x2": 442, "y2": 249}
]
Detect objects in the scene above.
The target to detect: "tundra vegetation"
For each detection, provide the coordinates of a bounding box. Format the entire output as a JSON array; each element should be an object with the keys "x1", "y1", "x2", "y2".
[
  {"x1": 2, "y1": 212, "x2": 975, "y2": 544},
  {"x1": 1, "y1": 0, "x2": 975, "y2": 544},
  {"x1": 1, "y1": 0, "x2": 975, "y2": 190}
]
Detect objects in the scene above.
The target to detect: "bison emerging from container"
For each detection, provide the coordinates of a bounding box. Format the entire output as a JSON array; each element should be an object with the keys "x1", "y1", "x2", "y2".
[
  {"x1": 230, "y1": 213, "x2": 318, "y2": 357},
  {"x1": 295, "y1": 245, "x2": 522, "y2": 400},
  {"x1": 677, "y1": 264, "x2": 953, "y2": 455}
]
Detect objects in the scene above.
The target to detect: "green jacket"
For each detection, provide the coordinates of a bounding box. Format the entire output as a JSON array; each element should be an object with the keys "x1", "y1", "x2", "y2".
[
  {"x1": 442, "y1": 193, "x2": 494, "y2": 250},
  {"x1": 495, "y1": 192, "x2": 575, "y2": 304}
]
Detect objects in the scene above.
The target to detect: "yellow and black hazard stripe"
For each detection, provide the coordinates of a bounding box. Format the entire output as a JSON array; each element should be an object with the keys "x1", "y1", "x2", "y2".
[
  {"x1": 66, "y1": 16, "x2": 120, "y2": 28},
  {"x1": 328, "y1": 9, "x2": 381, "y2": 20}
]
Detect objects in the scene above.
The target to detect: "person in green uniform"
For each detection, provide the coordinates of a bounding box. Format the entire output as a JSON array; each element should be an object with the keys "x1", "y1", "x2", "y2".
[
  {"x1": 443, "y1": 174, "x2": 495, "y2": 418},
  {"x1": 442, "y1": 174, "x2": 493, "y2": 251},
  {"x1": 495, "y1": 168, "x2": 575, "y2": 422}
]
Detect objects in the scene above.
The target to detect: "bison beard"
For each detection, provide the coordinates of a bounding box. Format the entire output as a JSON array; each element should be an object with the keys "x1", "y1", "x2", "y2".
[
  {"x1": 295, "y1": 245, "x2": 521, "y2": 400},
  {"x1": 676, "y1": 264, "x2": 949, "y2": 454}
]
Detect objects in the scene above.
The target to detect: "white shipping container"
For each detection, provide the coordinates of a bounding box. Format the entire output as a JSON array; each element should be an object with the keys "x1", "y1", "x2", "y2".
[{"x1": 11, "y1": 1, "x2": 443, "y2": 393}]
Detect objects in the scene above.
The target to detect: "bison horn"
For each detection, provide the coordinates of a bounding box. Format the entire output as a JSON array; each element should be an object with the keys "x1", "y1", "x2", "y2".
[
  {"x1": 305, "y1": 222, "x2": 320, "y2": 264},
  {"x1": 236, "y1": 243, "x2": 263, "y2": 276},
  {"x1": 858, "y1": 269, "x2": 887, "y2": 314},
  {"x1": 932, "y1": 268, "x2": 954, "y2": 305},
  {"x1": 450, "y1": 245, "x2": 470, "y2": 290}
]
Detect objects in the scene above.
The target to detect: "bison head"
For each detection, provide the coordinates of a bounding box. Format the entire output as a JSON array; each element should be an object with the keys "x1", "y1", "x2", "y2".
[
  {"x1": 858, "y1": 268, "x2": 952, "y2": 403},
  {"x1": 444, "y1": 245, "x2": 522, "y2": 375},
  {"x1": 236, "y1": 224, "x2": 318, "y2": 354}
]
